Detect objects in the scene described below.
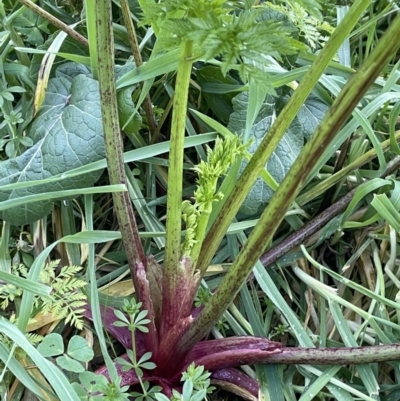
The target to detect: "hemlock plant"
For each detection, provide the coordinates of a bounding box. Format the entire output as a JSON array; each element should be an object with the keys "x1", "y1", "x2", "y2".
[{"x1": 1, "y1": 0, "x2": 400, "y2": 400}]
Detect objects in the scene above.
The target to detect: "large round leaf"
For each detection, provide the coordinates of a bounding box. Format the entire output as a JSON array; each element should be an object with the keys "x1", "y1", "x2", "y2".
[{"x1": 0, "y1": 71, "x2": 105, "y2": 225}]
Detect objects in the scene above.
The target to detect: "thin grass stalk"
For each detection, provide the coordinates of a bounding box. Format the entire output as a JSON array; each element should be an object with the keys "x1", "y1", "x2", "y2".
[
  {"x1": 93, "y1": 0, "x2": 146, "y2": 286},
  {"x1": 85, "y1": 195, "x2": 118, "y2": 382},
  {"x1": 297, "y1": 130, "x2": 400, "y2": 205},
  {"x1": 196, "y1": 0, "x2": 373, "y2": 276},
  {"x1": 2, "y1": 13, "x2": 30, "y2": 67},
  {"x1": 259, "y1": 155, "x2": 400, "y2": 267},
  {"x1": 119, "y1": 0, "x2": 157, "y2": 138},
  {"x1": 162, "y1": 40, "x2": 193, "y2": 335},
  {"x1": 0, "y1": 222, "x2": 11, "y2": 272},
  {"x1": 179, "y1": 10, "x2": 400, "y2": 353},
  {"x1": 85, "y1": 0, "x2": 98, "y2": 79}
]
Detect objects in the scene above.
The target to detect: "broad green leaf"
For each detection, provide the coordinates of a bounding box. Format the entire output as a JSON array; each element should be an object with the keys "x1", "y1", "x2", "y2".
[
  {"x1": 67, "y1": 335, "x2": 94, "y2": 362},
  {"x1": 13, "y1": 9, "x2": 49, "y2": 46},
  {"x1": 295, "y1": 94, "x2": 329, "y2": 140},
  {"x1": 56, "y1": 354, "x2": 85, "y2": 373},
  {"x1": 228, "y1": 91, "x2": 328, "y2": 215},
  {"x1": 0, "y1": 70, "x2": 105, "y2": 225},
  {"x1": 54, "y1": 62, "x2": 92, "y2": 81},
  {"x1": 37, "y1": 332, "x2": 64, "y2": 357},
  {"x1": 71, "y1": 383, "x2": 88, "y2": 401},
  {"x1": 79, "y1": 371, "x2": 104, "y2": 393},
  {"x1": 118, "y1": 86, "x2": 142, "y2": 133}
]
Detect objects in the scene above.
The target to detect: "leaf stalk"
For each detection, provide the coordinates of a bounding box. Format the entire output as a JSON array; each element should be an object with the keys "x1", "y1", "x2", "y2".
[
  {"x1": 94, "y1": 0, "x2": 146, "y2": 292},
  {"x1": 196, "y1": 0, "x2": 373, "y2": 275},
  {"x1": 179, "y1": 8, "x2": 400, "y2": 353},
  {"x1": 162, "y1": 40, "x2": 194, "y2": 335}
]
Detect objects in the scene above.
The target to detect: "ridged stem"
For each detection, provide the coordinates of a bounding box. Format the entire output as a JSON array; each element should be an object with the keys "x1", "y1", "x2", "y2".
[
  {"x1": 179, "y1": 9, "x2": 400, "y2": 354},
  {"x1": 94, "y1": 0, "x2": 146, "y2": 289},
  {"x1": 162, "y1": 41, "x2": 194, "y2": 335}
]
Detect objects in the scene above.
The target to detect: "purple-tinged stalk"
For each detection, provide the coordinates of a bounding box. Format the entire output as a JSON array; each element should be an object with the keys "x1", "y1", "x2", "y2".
[
  {"x1": 196, "y1": 0, "x2": 373, "y2": 277},
  {"x1": 87, "y1": 305, "x2": 400, "y2": 399},
  {"x1": 91, "y1": 0, "x2": 400, "y2": 399},
  {"x1": 177, "y1": 8, "x2": 400, "y2": 354},
  {"x1": 211, "y1": 369, "x2": 260, "y2": 401},
  {"x1": 161, "y1": 40, "x2": 194, "y2": 337},
  {"x1": 260, "y1": 155, "x2": 400, "y2": 269},
  {"x1": 93, "y1": 0, "x2": 154, "y2": 357}
]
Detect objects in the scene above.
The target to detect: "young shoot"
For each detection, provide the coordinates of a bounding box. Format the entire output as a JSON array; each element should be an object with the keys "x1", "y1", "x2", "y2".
[
  {"x1": 182, "y1": 135, "x2": 249, "y2": 267},
  {"x1": 114, "y1": 298, "x2": 156, "y2": 398}
]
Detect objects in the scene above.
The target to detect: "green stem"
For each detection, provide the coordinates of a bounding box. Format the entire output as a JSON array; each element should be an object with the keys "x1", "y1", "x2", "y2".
[
  {"x1": 196, "y1": 0, "x2": 372, "y2": 276},
  {"x1": 131, "y1": 325, "x2": 146, "y2": 394},
  {"x1": 179, "y1": 9, "x2": 400, "y2": 353},
  {"x1": 94, "y1": 0, "x2": 146, "y2": 292},
  {"x1": 162, "y1": 40, "x2": 193, "y2": 335}
]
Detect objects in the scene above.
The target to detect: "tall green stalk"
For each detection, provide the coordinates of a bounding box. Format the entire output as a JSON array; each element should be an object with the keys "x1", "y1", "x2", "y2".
[
  {"x1": 162, "y1": 40, "x2": 194, "y2": 335},
  {"x1": 196, "y1": 0, "x2": 373, "y2": 275},
  {"x1": 93, "y1": 0, "x2": 146, "y2": 294},
  {"x1": 179, "y1": 9, "x2": 400, "y2": 353}
]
